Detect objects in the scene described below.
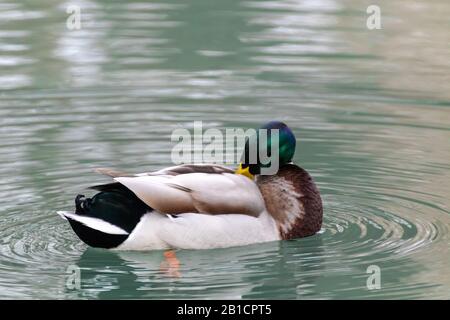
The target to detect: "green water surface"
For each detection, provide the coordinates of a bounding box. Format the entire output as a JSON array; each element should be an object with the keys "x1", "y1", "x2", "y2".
[{"x1": 0, "y1": 0, "x2": 449, "y2": 299}]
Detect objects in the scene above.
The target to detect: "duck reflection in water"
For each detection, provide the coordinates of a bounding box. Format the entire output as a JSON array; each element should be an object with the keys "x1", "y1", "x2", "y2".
[{"x1": 66, "y1": 238, "x2": 325, "y2": 299}]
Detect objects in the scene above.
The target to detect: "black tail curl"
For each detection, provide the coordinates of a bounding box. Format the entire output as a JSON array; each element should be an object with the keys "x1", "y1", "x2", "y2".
[{"x1": 66, "y1": 185, "x2": 152, "y2": 249}]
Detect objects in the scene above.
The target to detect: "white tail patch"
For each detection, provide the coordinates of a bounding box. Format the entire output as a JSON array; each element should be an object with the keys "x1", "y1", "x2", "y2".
[
  {"x1": 57, "y1": 211, "x2": 69, "y2": 220},
  {"x1": 56, "y1": 211, "x2": 129, "y2": 235}
]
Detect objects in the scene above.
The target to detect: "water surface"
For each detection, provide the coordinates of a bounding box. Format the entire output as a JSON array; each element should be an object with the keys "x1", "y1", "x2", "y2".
[{"x1": 0, "y1": 0, "x2": 449, "y2": 299}]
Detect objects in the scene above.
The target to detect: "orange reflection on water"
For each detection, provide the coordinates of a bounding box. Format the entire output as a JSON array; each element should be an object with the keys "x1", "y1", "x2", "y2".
[{"x1": 160, "y1": 250, "x2": 181, "y2": 278}]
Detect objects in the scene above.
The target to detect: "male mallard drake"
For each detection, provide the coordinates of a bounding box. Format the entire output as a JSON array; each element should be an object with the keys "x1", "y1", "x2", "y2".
[{"x1": 58, "y1": 121, "x2": 322, "y2": 250}]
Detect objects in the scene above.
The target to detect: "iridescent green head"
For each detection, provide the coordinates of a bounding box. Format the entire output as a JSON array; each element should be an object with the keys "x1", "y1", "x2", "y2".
[{"x1": 237, "y1": 121, "x2": 296, "y2": 178}]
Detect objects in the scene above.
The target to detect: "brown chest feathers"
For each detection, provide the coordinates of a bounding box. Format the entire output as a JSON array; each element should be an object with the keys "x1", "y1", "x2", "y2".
[{"x1": 256, "y1": 164, "x2": 323, "y2": 240}]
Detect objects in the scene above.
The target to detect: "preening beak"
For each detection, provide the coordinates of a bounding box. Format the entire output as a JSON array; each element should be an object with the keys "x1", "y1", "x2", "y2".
[{"x1": 235, "y1": 163, "x2": 255, "y2": 180}]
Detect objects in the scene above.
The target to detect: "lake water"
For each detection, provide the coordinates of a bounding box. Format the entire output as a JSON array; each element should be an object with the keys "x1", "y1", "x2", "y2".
[{"x1": 0, "y1": 0, "x2": 449, "y2": 299}]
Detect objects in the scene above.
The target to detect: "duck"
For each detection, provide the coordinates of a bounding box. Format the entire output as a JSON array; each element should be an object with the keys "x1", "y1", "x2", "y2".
[{"x1": 57, "y1": 121, "x2": 323, "y2": 250}]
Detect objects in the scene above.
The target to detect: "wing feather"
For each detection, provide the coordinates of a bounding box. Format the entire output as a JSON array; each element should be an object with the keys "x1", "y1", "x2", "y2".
[
  {"x1": 115, "y1": 173, "x2": 265, "y2": 216},
  {"x1": 91, "y1": 164, "x2": 264, "y2": 217}
]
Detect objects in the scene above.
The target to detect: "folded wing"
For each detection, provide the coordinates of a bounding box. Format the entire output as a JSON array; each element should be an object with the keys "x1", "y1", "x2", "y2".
[{"x1": 93, "y1": 165, "x2": 265, "y2": 217}]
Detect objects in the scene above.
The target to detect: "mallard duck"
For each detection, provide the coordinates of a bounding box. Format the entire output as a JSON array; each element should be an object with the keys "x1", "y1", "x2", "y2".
[{"x1": 57, "y1": 121, "x2": 322, "y2": 250}]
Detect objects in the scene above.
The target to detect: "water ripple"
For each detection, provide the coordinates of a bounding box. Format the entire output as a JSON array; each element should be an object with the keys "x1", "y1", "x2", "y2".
[{"x1": 1, "y1": 0, "x2": 450, "y2": 299}]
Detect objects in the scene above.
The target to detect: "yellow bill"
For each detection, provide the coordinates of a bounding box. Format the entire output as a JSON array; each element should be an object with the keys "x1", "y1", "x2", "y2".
[{"x1": 235, "y1": 163, "x2": 254, "y2": 180}]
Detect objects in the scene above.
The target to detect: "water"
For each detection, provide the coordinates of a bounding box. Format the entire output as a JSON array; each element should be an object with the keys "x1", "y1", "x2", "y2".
[{"x1": 0, "y1": 0, "x2": 449, "y2": 299}]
